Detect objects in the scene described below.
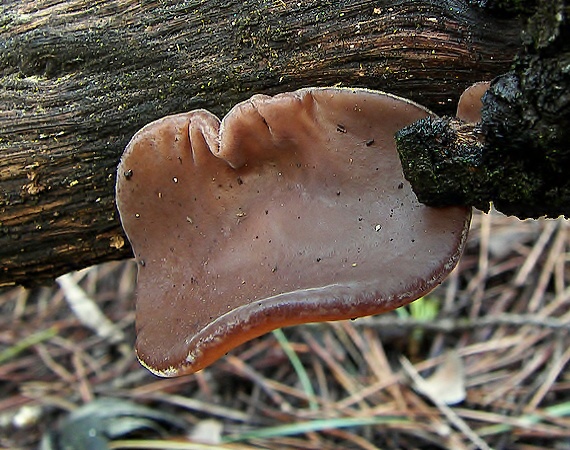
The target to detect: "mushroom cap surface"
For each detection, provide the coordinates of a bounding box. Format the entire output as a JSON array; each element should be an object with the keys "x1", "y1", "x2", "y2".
[
  {"x1": 116, "y1": 87, "x2": 471, "y2": 376},
  {"x1": 457, "y1": 82, "x2": 491, "y2": 124}
]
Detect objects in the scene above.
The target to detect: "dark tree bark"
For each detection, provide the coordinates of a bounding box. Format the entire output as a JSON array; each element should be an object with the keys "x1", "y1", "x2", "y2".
[{"x1": 0, "y1": 0, "x2": 526, "y2": 287}]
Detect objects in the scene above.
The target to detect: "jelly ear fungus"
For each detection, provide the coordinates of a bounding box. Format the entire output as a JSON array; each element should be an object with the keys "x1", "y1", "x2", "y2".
[{"x1": 116, "y1": 87, "x2": 471, "y2": 376}]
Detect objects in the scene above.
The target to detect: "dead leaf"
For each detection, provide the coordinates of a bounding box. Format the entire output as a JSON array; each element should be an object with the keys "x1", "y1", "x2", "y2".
[{"x1": 415, "y1": 351, "x2": 466, "y2": 405}]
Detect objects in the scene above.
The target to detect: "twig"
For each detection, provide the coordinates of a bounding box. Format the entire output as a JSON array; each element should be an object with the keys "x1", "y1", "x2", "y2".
[
  {"x1": 223, "y1": 355, "x2": 292, "y2": 411},
  {"x1": 353, "y1": 313, "x2": 570, "y2": 332},
  {"x1": 528, "y1": 221, "x2": 567, "y2": 311},
  {"x1": 525, "y1": 344, "x2": 570, "y2": 413}
]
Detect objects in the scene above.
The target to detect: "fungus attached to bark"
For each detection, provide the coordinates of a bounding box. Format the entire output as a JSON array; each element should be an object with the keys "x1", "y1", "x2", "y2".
[
  {"x1": 456, "y1": 81, "x2": 491, "y2": 124},
  {"x1": 116, "y1": 87, "x2": 471, "y2": 376},
  {"x1": 396, "y1": 82, "x2": 492, "y2": 211}
]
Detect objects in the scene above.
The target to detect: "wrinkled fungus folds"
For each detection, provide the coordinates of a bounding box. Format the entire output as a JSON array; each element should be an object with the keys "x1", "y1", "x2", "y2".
[{"x1": 116, "y1": 87, "x2": 471, "y2": 376}]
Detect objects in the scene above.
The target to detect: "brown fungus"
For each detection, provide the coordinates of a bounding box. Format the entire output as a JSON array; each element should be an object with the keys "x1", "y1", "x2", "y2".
[
  {"x1": 116, "y1": 88, "x2": 471, "y2": 376},
  {"x1": 456, "y1": 81, "x2": 491, "y2": 124}
]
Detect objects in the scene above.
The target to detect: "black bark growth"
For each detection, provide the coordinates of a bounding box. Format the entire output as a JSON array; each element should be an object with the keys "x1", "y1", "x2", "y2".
[
  {"x1": 397, "y1": 0, "x2": 570, "y2": 219},
  {"x1": 396, "y1": 117, "x2": 490, "y2": 212}
]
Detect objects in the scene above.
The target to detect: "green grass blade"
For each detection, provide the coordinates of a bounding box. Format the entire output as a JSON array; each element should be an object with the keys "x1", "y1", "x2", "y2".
[
  {"x1": 272, "y1": 328, "x2": 319, "y2": 411},
  {"x1": 223, "y1": 415, "x2": 411, "y2": 443},
  {"x1": 0, "y1": 327, "x2": 58, "y2": 364}
]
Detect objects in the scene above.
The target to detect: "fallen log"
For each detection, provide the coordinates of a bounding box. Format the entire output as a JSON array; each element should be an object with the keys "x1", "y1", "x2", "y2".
[{"x1": 0, "y1": 0, "x2": 527, "y2": 286}]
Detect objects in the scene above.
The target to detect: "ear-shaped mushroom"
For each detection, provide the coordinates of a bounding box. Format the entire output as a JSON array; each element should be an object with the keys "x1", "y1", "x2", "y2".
[
  {"x1": 456, "y1": 82, "x2": 491, "y2": 124},
  {"x1": 116, "y1": 88, "x2": 471, "y2": 376}
]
